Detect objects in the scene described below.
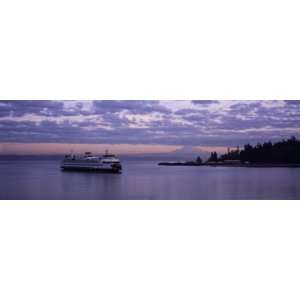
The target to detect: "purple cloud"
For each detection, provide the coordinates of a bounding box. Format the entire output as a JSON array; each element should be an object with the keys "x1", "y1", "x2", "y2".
[{"x1": 0, "y1": 100, "x2": 300, "y2": 148}]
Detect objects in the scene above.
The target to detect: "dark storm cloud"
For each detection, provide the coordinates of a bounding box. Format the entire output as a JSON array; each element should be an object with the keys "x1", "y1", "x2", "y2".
[
  {"x1": 178, "y1": 110, "x2": 220, "y2": 125},
  {"x1": 228, "y1": 101, "x2": 261, "y2": 114},
  {"x1": 0, "y1": 119, "x2": 108, "y2": 143},
  {"x1": 0, "y1": 118, "x2": 164, "y2": 144},
  {"x1": 192, "y1": 100, "x2": 219, "y2": 105},
  {"x1": 174, "y1": 108, "x2": 201, "y2": 115},
  {"x1": 0, "y1": 100, "x2": 172, "y2": 118},
  {"x1": 0, "y1": 100, "x2": 94, "y2": 117},
  {"x1": 284, "y1": 100, "x2": 300, "y2": 105},
  {"x1": 0, "y1": 100, "x2": 65, "y2": 117},
  {"x1": 93, "y1": 100, "x2": 172, "y2": 115},
  {"x1": 100, "y1": 111, "x2": 131, "y2": 128}
]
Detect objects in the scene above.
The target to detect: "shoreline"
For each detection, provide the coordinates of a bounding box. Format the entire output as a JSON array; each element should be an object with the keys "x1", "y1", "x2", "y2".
[{"x1": 158, "y1": 162, "x2": 300, "y2": 168}]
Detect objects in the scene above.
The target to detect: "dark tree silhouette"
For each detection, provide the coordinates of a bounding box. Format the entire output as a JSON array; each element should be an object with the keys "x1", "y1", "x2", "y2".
[
  {"x1": 219, "y1": 147, "x2": 240, "y2": 161},
  {"x1": 208, "y1": 152, "x2": 218, "y2": 162},
  {"x1": 196, "y1": 156, "x2": 202, "y2": 164},
  {"x1": 204, "y1": 136, "x2": 300, "y2": 164},
  {"x1": 238, "y1": 136, "x2": 300, "y2": 163}
]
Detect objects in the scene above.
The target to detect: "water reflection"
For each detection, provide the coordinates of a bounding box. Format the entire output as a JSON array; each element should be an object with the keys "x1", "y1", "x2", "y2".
[{"x1": 0, "y1": 160, "x2": 300, "y2": 200}]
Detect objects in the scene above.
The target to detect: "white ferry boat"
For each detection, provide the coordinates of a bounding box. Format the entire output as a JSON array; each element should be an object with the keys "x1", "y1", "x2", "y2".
[{"x1": 61, "y1": 151, "x2": 122, "y2": 173}]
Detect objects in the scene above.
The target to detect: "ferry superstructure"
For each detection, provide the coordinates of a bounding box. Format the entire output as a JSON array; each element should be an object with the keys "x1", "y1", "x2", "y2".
[{"x1": 61, "y1": 151, "x2": 122, "y2": 173}]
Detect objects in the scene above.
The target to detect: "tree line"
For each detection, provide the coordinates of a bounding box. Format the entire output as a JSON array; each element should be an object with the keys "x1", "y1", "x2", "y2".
[{"x1": 207, "y1": 136, "x2": 300, "y2": 164}]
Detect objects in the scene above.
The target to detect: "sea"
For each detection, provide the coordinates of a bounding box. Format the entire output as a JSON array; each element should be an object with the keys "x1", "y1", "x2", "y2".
[{"x1": 1, "y1": 157, "x2": 300, "y2": 200}]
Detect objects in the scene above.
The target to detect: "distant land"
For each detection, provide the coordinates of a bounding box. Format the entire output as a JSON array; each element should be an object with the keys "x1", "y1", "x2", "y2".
[{"x1": 158, "y1": 136, "x2": 300, "y2": 167}]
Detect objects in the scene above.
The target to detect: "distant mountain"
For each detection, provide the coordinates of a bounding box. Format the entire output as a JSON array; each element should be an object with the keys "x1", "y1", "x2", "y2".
[
  {"x1": 169, "y1": 145, "x2": 210, "y2": 159},
  {"x1": 120, "y1": 146, "x2": 209, "y2": 161}
]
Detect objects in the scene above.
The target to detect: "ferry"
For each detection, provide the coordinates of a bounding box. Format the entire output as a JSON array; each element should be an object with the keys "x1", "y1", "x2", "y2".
[{"x1": 61, "y1": 151, "x2": 122, "y2": 173}]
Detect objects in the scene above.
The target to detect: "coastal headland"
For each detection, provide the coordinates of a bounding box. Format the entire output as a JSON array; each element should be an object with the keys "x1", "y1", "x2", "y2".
[{"x1": 159, "y1": 136, "x2": 300, "y2": 168}]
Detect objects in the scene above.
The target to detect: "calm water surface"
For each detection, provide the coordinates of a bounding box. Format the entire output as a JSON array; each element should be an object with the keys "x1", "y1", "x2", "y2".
[{"x1": 1, "y1": 159, "x2": 300, "y2": 199}]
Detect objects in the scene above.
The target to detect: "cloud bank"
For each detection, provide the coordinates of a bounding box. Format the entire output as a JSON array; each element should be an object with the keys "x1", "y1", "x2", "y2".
[{"x1": 0, "y1": 100, "x2": 299, "y2": 151}]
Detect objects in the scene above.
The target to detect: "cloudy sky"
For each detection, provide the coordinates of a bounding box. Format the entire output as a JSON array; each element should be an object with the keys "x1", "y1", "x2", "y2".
[{"x1": 0, "y1": 100, "x2": 299, "y2": 155}]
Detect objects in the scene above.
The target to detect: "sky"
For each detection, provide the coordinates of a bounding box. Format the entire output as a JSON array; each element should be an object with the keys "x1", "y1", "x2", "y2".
[{"x1": 0, "y1": 100, "x2": 299, "y2": 155}]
